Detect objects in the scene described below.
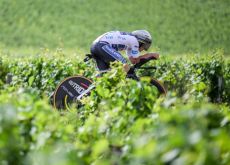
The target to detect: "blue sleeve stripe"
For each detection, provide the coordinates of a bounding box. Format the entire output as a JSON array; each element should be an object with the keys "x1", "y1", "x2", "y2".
[{"x1": 102, "y1": 45, "x2": 127, "y2": 64}]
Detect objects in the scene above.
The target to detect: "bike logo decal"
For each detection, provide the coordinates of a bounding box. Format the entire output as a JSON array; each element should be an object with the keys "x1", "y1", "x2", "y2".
[
  {"x1": 53, "y1": 76, "x2": 93, "y2": 110},
  {"x1": 80, "y1": 83, "x2": 89, "y2": 89},
  {"x1": 68, "y1": 80, "x2": 85, "y2": 94},
  {"x1": 61, "y1": 85, "x2": 74, "y2": 97}
]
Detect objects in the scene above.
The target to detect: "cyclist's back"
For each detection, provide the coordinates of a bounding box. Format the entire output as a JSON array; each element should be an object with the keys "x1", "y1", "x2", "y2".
[
  {"x1": 94, "y1": 31, "x2": 139, "y2": 55},
  {"x1": 90, "y1": 30, "x2": 158, "y2": 73},
  {"x1": 90, "y1": 31, "x2": 139, "y2": 71}
]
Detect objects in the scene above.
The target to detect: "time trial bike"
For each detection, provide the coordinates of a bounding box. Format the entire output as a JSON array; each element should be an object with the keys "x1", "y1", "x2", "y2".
[{"x1": 51, "y1": 54, "x2": 167, "y2": 110}]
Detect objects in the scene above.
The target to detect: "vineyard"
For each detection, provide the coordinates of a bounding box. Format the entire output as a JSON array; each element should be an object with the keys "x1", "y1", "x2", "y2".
[
  {"x1": 0, "y1": 50, "x2": 230, "y2": 164},
  {"x1": 1, "y1": 0, "x2": 230, "y2": 164}
]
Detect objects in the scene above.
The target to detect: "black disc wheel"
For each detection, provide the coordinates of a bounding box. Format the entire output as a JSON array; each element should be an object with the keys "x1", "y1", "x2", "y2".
[{"x1": 53, "y1": 76, "x2": 93, "y2": 110}]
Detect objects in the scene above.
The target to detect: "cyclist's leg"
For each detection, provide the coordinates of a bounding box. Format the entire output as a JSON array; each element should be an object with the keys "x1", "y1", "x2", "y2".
[
  {"x1": 94, "y1": 57, "x2": 110, "y2": 71},
  {"x1": 94, "y1": 60, "x2": 109, "y2": 77},
  {"x1": 90, "y1": 42, "x2": 126, "y2": 76},
  {"x1": 90, "y1": 42, "x2": 111, "y2": 72}
]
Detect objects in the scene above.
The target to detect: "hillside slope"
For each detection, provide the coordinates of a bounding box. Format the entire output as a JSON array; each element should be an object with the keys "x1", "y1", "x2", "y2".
[{"x1": 0, "y1": 0, "x2": 229, "y2": 54}]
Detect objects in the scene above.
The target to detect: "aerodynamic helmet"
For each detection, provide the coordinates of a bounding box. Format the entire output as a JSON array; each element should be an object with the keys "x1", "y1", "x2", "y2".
[{"x1": 131, "y1": 30, "x2": 152, "y2": 51}]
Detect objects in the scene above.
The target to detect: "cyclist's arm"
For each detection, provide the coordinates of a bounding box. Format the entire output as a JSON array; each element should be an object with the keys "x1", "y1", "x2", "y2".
[
  {"x1": 138, "y1": 53, "x2": 159, "y2": 60},
  {"x1": 129, "y1": 53, "x2": 159, "y2": 64},
  {"x1": 129, "y1": 56, "x2": 140, "y2": 64},
  {"x1": 123, "y1": 63, "x2": 130, "y2": 72},
  {"x1": 126, "y1": 38, "x2": 140, "y2": 64}
]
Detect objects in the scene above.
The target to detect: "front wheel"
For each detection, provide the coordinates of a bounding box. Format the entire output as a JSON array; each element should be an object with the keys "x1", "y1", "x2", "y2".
[{"x1": 150, "y1": 78, "x2": 167, "y2": 95}]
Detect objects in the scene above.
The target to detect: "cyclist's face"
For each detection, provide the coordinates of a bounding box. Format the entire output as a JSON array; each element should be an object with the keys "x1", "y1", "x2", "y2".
[{"x1": 139, "y1": 46, "x2": 145, "y2": 52}]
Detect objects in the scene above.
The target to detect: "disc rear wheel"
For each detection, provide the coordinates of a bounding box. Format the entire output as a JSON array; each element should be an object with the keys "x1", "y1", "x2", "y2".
[{"x1": 53, "y1": 76, "x2": 93, "y2": 110}]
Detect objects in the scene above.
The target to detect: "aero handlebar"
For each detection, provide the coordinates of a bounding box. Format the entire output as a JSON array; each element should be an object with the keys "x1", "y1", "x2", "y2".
[{"x1": 133, "y1": 57, "x2": 157, "y2": 69}]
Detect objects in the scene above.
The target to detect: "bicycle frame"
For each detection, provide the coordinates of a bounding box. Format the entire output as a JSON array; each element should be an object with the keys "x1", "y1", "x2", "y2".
[
  {"x1": 77, "y1": 57, "x2": 158, "y2": 100},
  {"x1": 52, "y1": 56, "x2": 164, "y2": 110}
]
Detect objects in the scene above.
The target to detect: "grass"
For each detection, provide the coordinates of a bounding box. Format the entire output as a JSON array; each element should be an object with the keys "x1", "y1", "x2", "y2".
[{"x1": 0, "y1": 0, "x2": 229, "y2": 55}]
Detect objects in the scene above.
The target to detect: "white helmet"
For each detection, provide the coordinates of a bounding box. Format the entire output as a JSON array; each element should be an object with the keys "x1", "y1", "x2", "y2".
[{"x1": 131, "y1": 30, "x2": 152, "y2": 51}]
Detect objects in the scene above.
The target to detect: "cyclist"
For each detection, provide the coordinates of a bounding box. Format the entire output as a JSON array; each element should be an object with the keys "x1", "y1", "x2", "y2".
[{"x1": 90, "y1": 30, "x2": 159, "y2": 73}]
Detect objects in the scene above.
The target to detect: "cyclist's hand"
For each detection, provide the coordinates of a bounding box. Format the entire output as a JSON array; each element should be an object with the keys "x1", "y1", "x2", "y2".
[
  {"x1": 148, "y1": 53, "x2": 159, "y2": 59},
  {"x1": 138, "y1": 53, "x2": 159, "y2": 61},
  {"x1": 123, "y1": 63, "x2": 130, "y2": 72}
]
